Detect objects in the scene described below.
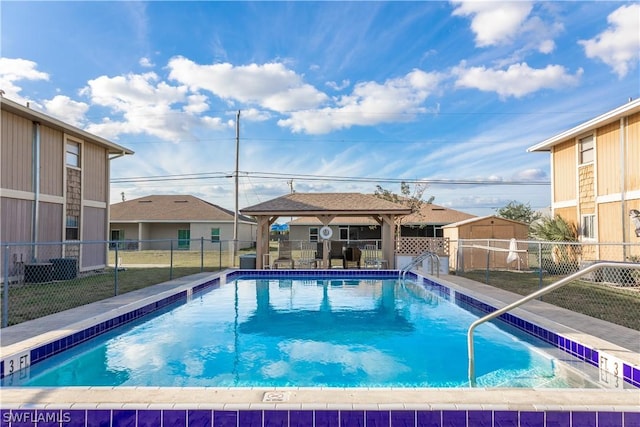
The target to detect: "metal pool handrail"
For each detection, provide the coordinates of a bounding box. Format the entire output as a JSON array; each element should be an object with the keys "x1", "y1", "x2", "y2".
[
  {"x1": 400, "y1": 251, "x2": 440, "y2": 280},
  {"x1": 467, "y1": 261, "x2": 640, "y2": 386}
]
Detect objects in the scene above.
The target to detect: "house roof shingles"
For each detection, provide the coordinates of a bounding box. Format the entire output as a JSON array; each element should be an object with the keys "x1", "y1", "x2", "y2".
[{"x1": 110, "y1": 195, "x2": 255, "y2": 223}]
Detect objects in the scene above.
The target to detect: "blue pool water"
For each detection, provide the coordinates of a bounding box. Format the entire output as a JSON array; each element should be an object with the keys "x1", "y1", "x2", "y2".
[{"x1": 10, "y1": 277, "x2": 564, "y2": 388}]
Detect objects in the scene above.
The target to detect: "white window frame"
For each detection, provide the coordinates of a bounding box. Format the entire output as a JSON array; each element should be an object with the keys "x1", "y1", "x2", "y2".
[
  {"x1": 578, "y1": 135, "x2": 594, "y2": 165},
  {"x1": 210, "y1": 227, "x2": 220, "y2": 242},
  {"x1": 581, "y1": 214, "x2": 596, "y2": 241},
  {"x1": 309, "y1": 227, "x2": 319, "y2": 242},
  {"x1": 65, "y1": 139, "x2": 82, "y2": 168}
]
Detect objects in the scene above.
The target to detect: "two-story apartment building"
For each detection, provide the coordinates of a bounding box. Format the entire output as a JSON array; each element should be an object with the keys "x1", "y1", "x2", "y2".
[
  {"x1": 528, "y1": 98, "x2": 640, "y2": 261},
  {"x1": 1, "y1": 96, "x2": 133, "y2": 274}
]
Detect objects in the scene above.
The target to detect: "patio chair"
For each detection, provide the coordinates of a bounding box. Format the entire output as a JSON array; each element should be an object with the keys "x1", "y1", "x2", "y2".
[
  {"x1": 343, "y1": 246, "x2": 362, "y2": 269},
  {"x1": 296, "y1": 241, "x2": 318, "y2": 269},
  {"x1": 363, "y1": 244, "x2": 387, "y2": 269},
  {"x1": 329, "y1": 241, "x2": 346, "y2": 268},
  {"x1": 272, "y1": 240, "x2": 295, "y2": 269}
]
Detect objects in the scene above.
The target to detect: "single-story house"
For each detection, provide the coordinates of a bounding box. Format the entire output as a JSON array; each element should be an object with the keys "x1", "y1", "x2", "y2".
[{"x1": 109, "y1": 195, "x2": 257, "y2": 250}]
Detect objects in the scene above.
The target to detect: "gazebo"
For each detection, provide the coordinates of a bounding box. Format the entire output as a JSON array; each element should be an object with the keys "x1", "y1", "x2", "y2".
[{"x1": 240, "y1": 193, "x2": 412, "y2": 269}]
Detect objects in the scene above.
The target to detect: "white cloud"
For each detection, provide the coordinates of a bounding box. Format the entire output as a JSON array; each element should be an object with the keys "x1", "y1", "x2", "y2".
[
  {"x1": 278, "y1": 69, "x2": 443, "y2": 134},
  {"x1": 453, "y1": 62, "x2": 582, "y2": 98},
  {"x1": 451, "y1": 1, "x2": 533, "y2": 47},
  {"x1": 579, "y1": 4, "x2": 640, "y2": 78},
  {"x1": 326, "y1": 79, "x2": 350, "y2": 91},
  {"x1": 80, "y1": 71, "x2": 229, "y2": 141},
  {"x1": 240, "y1": 108, "x2": 271, "y2": 122},
  {"x1": 167, "y1": 56, "x2": 329, "y2": 112},
  {"x1": 139, "y1": 57, "x2": 155, "y2": 68},
  {"x1": 0, "y1": 58, "x2": 49, "y2": 103},
  {"x1": 514, "y1": 168, "x2": 547, "y2": 181},
  {"x1": 42, "y1": 95, "x2": 90, "y2": 127},
  {"x1": 538, "y1": 39, "x2": 555, "y2": 54}
]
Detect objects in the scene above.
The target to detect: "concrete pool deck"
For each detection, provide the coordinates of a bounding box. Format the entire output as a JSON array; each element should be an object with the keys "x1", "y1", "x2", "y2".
[{"x1": 1, "y1": 270, "x2": 639, "y2": 413}]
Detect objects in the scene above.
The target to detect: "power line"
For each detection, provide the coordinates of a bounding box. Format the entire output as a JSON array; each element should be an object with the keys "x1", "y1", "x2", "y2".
[{"x1": 111, "y1": 170, "x2": 549, "y2": 186}]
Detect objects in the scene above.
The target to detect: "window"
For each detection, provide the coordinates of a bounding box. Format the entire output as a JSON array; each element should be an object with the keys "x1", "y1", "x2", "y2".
[
  {"x1": 211, "y1": 228, "x2": 220, "y2": 242},
  {"x1": 339, "y1": 227, "x2": 348, "y2": 240},
  {"x1": 581, "y1": 214, "x2": 596, "y2": 240},
  {"x1": 309, "y1": 227, "x2": 319, "y2": 242},
  {"x1": 66, "y1": 215, "x2": 79, "y2": 240},
  {"x1": 579, "y1": 135, "x2": 594, "y2": 164},
  {"x1": 66, "y1": 141, "x2": 80, "y2": 167}
]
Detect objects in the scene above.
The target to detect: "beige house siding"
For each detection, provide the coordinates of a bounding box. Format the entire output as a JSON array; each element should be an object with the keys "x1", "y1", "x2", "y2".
[
  {"x1": 552, "y1": 140, "x2": 577, "y2": 203},
  {"x1": 83, "y1": 142, "x2": 108, "y2": 202},
  {"x1": 1, "y1": 111, "x2": 33, "y2": 192},
  {"x1": 1, "y1": 97, "x2": 132, "y2": 275},
  {"x1": 1, "y1": 198, "x2": 32, "y2": 242},
  {"x1": 40, "y1": 127, "x2": 64, "y2": 197},
  {"x1": 596, "y1": 121, "x2": 621, "y2": 197},
  {"x1": 554, "y1": 206, "x2": 577, "y2": 223},
  {"x1": 529, "y1": 101, "x2": 640, "y2": 252},
  {"x1": 626, "y1": 113, "x2": 640, "y2": 192}
]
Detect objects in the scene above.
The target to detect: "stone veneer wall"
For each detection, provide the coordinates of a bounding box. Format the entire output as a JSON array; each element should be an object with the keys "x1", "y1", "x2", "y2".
[{"x1": 66, "y1": 168, "x2": 81, "y2": 258}]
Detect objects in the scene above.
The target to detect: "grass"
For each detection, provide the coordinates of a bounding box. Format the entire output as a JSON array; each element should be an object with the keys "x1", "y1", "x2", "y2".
[{"x1": 457, "y1": 270, "x2": 640, "y2": 331}]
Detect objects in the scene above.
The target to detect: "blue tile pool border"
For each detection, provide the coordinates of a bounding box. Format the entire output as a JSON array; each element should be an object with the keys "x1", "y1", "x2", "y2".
[{"x1": 0, "y1": 407, "x2": 638, "y2": 427}]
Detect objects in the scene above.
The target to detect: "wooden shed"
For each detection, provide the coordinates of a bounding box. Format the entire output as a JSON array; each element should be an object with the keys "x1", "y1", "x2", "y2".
[{"x1": 443, "y1": 215, "x2": 529, "y2": 272}]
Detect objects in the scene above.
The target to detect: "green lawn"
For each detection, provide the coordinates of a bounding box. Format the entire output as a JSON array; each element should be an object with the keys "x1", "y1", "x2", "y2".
[{"x1": 457, "y1": 270, "x2": 640, "y2": 331}]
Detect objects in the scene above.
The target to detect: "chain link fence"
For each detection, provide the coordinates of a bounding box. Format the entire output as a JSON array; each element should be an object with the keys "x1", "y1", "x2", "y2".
[
  {"x1": 452, "y1": 239, "x2": 640, "y2": 330},
  {"x1": 1, "y1": 239, "x2": 256, "y2": 328}
]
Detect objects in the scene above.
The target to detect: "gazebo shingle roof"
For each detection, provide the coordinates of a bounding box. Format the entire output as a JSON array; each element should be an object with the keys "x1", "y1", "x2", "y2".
[{"x1": 240, "y1": 193, "x2": 412, "y2": 216}]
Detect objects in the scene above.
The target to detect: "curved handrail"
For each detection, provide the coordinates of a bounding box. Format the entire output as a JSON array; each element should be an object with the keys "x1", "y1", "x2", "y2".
[
  {"x1": 400, "y1": 251, "x2": 440, "y2": 280},
  {"x1": 467, "y1": 261, "x2": 640, "y2": 386}
]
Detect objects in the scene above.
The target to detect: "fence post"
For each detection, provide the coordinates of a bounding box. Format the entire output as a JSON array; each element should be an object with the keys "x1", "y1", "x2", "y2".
[
  {"x1": 538, "y1": 242, "x2": 543, "y2": 291},
  {"x1": 219, "y1": 241, "x2": 222, "y2": 271},
  {"x1": 200, "y1": 237, "x2": 204, "y2": 273},
  {"x1": 170, "y1": 240, "x2": 174, "y2": 280},
  {"x1": 114, "y1": 243, "x2": 119, "y2": 296},
  {"x1": 3, "y1": 245, "x2": 9, "y2": 328}
]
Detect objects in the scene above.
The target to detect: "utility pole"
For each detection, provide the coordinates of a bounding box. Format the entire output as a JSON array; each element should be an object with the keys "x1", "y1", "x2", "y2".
[{"x1": 233, "y1": 110, "x2": 240, "y2": 264}]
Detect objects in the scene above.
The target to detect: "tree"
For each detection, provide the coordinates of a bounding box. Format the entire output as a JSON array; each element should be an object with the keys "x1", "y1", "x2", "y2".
[
  {"x1": 530, "y1": 215, "x2": 580, "y2": 273},
  {"x1": 373, "y1": 182, "x2": 433, "y2": 243},
  {"x1": 496, "y1": 201, "x2": 542, "y2": 224},
  {"x1": 529, "y1": 215, "x2": 578, "y2": 242}
]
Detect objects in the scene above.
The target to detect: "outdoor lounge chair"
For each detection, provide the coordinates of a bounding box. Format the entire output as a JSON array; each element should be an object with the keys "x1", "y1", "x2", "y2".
[
  {"x1": 272, "y1": 240, "x2": 295, "y2": 269},
  {"x1": 363, "y1": 244, "x2": 387, "y2": 269}
]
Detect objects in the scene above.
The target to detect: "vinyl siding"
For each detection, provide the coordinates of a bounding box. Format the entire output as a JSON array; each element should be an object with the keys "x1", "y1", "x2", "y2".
[
  {"x1": 552, "y1": 140, "x2": 577, "y2": 203},
  {"x1": 40, "y1": 126, "x2": 64, "y2": 197},
  {"x1": 1, "y1": 111, "x2": 33, "y2": 192},
  {"x1": 37, "y1": 202, "x2": 63, "y2": 243},
  {"x1": 626, "y1": 112, "x2": 640, "y2": 192},
  {"x1": 1, "y1": 197, "x2": 33, "y2": 243},
  {"x1": 596, "y1": 121, "x2": 622, "y2": 197},
  {"x1": 82, "y1": 206, "x2": 107, "y2": 268},
  {"x1": 83, "y1": 142, "x2": 108, "y2": 202}
]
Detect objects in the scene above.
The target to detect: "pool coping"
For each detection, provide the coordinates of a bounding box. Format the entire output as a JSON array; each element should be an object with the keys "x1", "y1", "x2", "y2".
[{"x1": 1, "y1": 269, "x2": 639, "y2": 412}]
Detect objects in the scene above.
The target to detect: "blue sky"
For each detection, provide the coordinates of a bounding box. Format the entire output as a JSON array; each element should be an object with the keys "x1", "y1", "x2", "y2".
[{"x1": 2, "y1": 1, "x2": 639, "y2": 216}]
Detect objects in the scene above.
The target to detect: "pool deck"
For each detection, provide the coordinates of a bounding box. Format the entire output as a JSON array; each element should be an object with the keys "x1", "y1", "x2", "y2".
[{"x1": 1, "y1": 270, "x2": 639, "y2": 411}]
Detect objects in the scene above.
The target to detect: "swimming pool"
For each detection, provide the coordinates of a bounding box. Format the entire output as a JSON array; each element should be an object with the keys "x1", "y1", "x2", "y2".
[
  {"x1": 1, "y1": 269, "x2": 638, "y2": 427},
  {"x1": 5, "y1": 276, "x2": 566, "y2": 388}
]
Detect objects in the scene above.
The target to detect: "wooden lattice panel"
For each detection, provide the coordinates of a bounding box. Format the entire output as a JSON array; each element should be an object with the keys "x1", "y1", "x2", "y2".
[{"x1": 397, "y1": 237, "x2": 449, "y2": 256}]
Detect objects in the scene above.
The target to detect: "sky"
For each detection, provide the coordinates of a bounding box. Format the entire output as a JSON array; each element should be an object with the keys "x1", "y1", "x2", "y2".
[{"x1": 2, "y1": 1, "x2": 639, "y2": 217}]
